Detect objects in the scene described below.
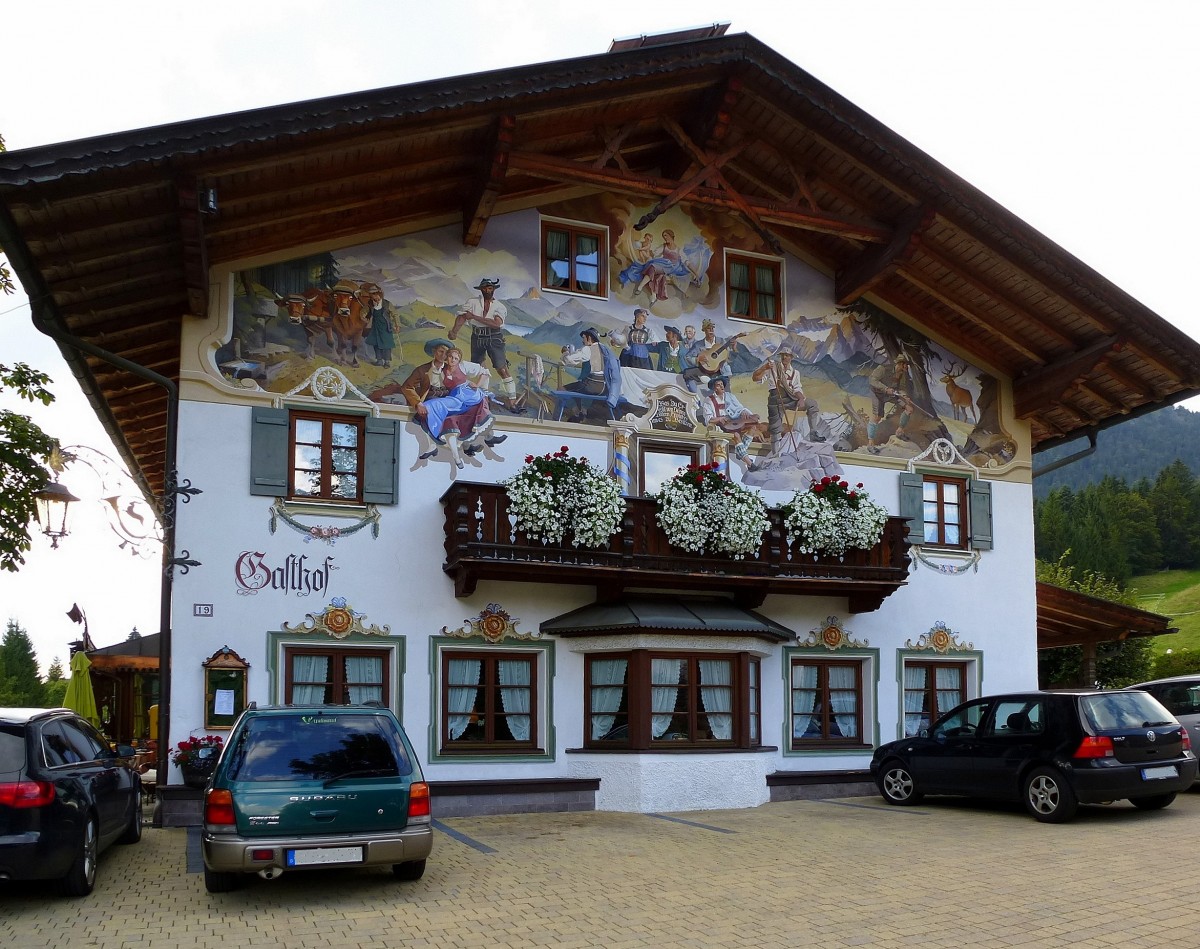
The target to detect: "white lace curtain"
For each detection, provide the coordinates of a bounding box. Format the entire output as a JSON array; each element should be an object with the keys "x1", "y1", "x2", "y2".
[
  {"x1": 791, "y1": 663, "x2": 818, "y2": 738},
  {"x1": 651, "y1": 658, "x2": 684, "y2": 738},
  {"x1": 345, "y1": 655, "x2": 383, "y2": 705},
  {"x1": 498, "y1": 659, "x2": 531, "y2": 741},
  {"x1": 698, "y1": 659, "x2": 732, "y2": 740},
  {"x1": 935, "y1": 666, "x2": 963, "y2": 717},
  {"x1": 291, "y1": 655, "x2": 329, "y2": 704},
  {"x1": 447, "y1": 658, "x2": 481, "y2": 740},
  {"x1": 827, "y1": 665, "x2": 858, "y2": 738},
  {"x1": 590, "y1": 658, "x2": 628, "y2": 739},
  {"x1": 903, "y1": 665, "x2": 927, "y2": 736}
]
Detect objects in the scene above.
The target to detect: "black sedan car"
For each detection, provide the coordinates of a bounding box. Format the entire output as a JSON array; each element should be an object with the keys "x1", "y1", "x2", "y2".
[
  {"x1": 0, "y1": 707, "x2": 142, "y2": 895},
  {"x1": 870, "y1": 689, "x2": 1198, "y2": 822}
]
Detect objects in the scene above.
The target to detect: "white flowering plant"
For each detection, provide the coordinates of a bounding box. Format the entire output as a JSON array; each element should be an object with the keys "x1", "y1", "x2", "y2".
[
  {"x1": 653, "y1": 462, "x2": 770, "y2": 559},
  {"x1": 503, "y1": 446, "x2": 625, "y2": 547},
  {"x1": 782, "y1": 476, "x2": 889, "y2": 558}
]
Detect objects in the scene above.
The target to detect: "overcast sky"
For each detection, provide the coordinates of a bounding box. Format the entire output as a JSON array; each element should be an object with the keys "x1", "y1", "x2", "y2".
[{"x1": 2, "y1": 1, "x2": 1199, "y2": 671}]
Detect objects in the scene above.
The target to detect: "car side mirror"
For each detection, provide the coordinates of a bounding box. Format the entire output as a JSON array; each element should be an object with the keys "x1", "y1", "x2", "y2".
[
  {"x1": 114, "y1": 743, "x2": 137, "y2": 758},
  {"x1": 920, "y1": 727, "x2": 930, "y2": 739}
]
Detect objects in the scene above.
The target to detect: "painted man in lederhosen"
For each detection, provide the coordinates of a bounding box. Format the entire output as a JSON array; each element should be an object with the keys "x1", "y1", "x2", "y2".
[{"x1": 449, "y1": 277, "x2": 523, "y2": 413}]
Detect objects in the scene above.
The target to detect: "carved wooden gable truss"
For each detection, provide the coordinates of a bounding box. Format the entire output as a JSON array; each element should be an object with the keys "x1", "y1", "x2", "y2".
[{"x1": 2, "y1": 30, "x2": 1198, "y2": 494}]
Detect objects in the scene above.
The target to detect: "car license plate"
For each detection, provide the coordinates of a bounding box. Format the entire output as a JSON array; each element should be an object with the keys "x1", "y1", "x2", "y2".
[
  {"x1": 286, "y1": 846, "x2": 364, "y2": 867},
  {"x1": 1141, "y1": 765, "x2": 1178, "y2": 781}
]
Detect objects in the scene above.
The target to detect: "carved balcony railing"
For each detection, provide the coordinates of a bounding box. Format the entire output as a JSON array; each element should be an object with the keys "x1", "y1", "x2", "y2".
[{"x1": 442, "y1": 482, "x2": 911, "y2": 612}]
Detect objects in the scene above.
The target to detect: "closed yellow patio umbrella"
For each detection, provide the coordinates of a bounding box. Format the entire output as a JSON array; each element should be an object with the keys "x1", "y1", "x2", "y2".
[{"x1": 63, "y1": 650, "x2": 101, "y2": 729}]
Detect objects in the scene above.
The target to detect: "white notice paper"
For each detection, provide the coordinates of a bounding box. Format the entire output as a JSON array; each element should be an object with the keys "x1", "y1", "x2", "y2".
[{"x1": 214, "y1": 689, "x2": 236, "y2": 716}]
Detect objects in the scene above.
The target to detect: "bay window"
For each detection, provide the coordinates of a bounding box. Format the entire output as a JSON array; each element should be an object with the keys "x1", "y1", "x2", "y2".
[{"x1": 586, "y1": 651, "x2": 760, "y2": 749}]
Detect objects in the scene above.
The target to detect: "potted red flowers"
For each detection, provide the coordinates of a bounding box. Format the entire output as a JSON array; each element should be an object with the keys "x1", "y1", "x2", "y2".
[{"x1": 171, "y1": 734, "x2": 224, "y2": 788}]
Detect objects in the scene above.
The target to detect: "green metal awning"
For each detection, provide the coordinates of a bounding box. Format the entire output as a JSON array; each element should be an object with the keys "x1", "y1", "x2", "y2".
[{"x1": 540, "y1": 597, "x2": 794, "y2": 642}]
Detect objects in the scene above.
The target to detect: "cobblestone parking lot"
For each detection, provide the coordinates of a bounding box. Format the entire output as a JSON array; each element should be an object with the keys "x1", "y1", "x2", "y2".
[{"x1": 4, "y1": 790, "x2": 1198, "y2": 948}]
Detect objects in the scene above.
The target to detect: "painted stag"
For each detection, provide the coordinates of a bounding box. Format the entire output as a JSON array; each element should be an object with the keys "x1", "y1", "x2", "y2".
[
  {"x1": 276, "y1": 288, "x2": 336, "y2": 359},
  {"x1": 329, "y1": 279, "x2": 371, "y2": 367},
  {"x1": 939, "y1": 360, "x2": 977, "y2": 422}
]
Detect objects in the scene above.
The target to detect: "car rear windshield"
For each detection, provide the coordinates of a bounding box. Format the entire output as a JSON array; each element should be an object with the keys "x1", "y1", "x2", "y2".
[
  {"x1": 1079, "y1": 692, "x2": 1176, "y2": 731},
  {"x1": 225, "y1": 713, "x2": 413, "y2": 782},
  {"x1": 0, "y1": 726, "x2": 26, "y2": 772}
]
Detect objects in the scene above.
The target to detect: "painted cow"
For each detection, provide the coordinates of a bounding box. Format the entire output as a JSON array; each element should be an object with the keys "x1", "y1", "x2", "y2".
[
  {"x1": 329, "y1": 280, "x2": 371, "y2": 367},
  {"x1": 275, "y1": 289, "x2": 335, "y2": 359}
]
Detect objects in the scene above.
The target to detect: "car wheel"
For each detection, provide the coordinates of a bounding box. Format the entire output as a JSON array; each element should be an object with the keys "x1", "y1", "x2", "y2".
[
  {"x1": 118, "y1": 793, "x2": 143, "y2": 845},
  {"x1": 1130, "y1": 792, "x2": 1177, "y2": 811},
  {"x1": 392, "y1": 859, "x2": 427, "y2": 881},
  {"x1": 61, "y1": 816, "x2": 98, "y2": 897},
  {"x1": 204, "y1": 866, "x2": 242, "y2": 893},
  {"x1": 877, "y1": 760, "x2": 923, "y2": 805},
  {"x1": 1023, "y1": 766, "x2": 1078, "y2": 823}
]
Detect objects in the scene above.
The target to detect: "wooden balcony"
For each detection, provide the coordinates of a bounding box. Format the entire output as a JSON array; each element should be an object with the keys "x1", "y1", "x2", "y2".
[{"x1": 441, "y1": 482, "x2": 911, "y2": 612}]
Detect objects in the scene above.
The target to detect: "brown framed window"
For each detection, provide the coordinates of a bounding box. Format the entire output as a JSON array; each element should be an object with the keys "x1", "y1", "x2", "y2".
[
  {"x1": 289, "y1": 411, "x2": 365, "y2": 503},
  {"x1": 790, "y1": 658, "x2": 865, "y2": 747},
  {"x1": 542, "y1": 220, "x2": 606, "y2": 297},
  {"x1": 726, "y1": 252, "x2": 782, "y2": 324},
  {"x1": 903, "y1": 661, "x2": 966, "y2": 736},
  {"x1": 284, "y1": 646, "x2": 389, "y2": 706},
  {"x1": 441, "y1": 651, "x2": 538, "y2": 754},
  {"x1": 585, "y1": 651, "x2": 759, "y2": 749},
  {"x1": 922, "y1": 475, "x2": 966, "y2": 548}
]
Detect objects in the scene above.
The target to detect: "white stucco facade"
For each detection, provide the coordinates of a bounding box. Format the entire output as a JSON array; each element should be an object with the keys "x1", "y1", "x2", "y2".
[{"x1": 163, "y1": 199, "x2": 1039, "y2": 814}]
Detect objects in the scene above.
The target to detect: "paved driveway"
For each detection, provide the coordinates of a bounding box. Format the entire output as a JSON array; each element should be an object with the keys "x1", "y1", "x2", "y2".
[{"x1": 3, "y1": 790, "x2": 1196, "y2": 948}]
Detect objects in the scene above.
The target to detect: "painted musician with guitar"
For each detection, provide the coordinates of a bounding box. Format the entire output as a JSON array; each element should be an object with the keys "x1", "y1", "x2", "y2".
[{"x1": 682, "y1": 319, "x2": 746, "y2": 389}]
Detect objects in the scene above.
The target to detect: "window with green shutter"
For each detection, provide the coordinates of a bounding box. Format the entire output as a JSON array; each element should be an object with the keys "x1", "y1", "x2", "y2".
[
  {"x1": 250, "y1": 407, "x2": 399, "y2": 505},
  {"x1": 899, "y1": 472, "x2": 992, "y2": 550}
]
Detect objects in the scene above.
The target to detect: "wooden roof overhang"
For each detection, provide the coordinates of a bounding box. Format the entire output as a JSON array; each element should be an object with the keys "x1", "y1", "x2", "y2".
[
  {"x1": 1037, "y1": 581, "x2": 1176, "y2": 650},
  {"x1": 3, "y1": 31, "x2": 1199, "y2": 496}
]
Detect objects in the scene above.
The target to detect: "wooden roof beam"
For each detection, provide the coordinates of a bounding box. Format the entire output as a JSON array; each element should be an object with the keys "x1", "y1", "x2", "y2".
[
  {"x1": 835, "y1": 202, "x2": 936, "y2": 305},
  {"x1": 506, "y1": 150, "x2": 891, "y2": 242},
  {"x1": 1014, "y1": 336, "x2": 1122, "y2": 418},
  {"x1": 657, "y1": 118, "x2": 784, "y2": 254},
  {"x1": 889, "y1": 272, "x2": 1045, "y2": 365},
  {"x1": 463, "y1": 115, "x2": 515, "y2": 247},
  {"x1": 916, "y1": 243, "x2": 1079, "y2": 351}
]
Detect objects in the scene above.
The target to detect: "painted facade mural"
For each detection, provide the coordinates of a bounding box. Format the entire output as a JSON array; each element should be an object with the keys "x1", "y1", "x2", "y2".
[{"x1": 220, "y1": 195, "x2": 1014, "y2": 488}]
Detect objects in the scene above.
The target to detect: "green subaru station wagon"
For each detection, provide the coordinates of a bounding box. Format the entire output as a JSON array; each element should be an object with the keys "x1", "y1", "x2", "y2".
[{"x1": 201, "y1": 704, "x2": 432, "y2": 892}]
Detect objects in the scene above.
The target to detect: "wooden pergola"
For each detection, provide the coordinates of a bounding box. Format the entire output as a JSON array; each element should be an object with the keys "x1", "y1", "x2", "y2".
[{"x1": 1037, "y1": 581, "x2": 1176, "y2": 685}]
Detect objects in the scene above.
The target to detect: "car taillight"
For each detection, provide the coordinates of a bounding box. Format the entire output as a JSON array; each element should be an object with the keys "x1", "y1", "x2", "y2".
[
  {"x1": 1181, "y1": 728, "x2": 1192, "y2": 752},
  {"x1": 0, "y1": 780, "x2": 56, "y2": 808},
  {"x1": 1074, "y1": 736, "x2": 1115, "y2": 759},
  {"x1": 204, "y1": 788, "x2": 236, "y2": 826},
  {"x1": 408, "y1": 781, "x2": 431, "y2": 820}
]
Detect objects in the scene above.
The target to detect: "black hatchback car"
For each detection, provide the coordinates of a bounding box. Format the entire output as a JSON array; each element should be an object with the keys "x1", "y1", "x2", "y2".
[
  {"x1": 870, "y1": 690, "x2": 1198, "y2": 822},
  {"x1": 0, "y1": 707, "x2": 142, "y2": 895}
]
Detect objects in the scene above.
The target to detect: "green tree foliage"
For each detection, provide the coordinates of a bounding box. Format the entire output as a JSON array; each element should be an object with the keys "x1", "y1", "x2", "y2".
[
  {"x1": 1035, "y1": 464, "x2": 1199, "y2": 581},
  {"x1": 1152, "y1": 648, "x2": 1200, "y2": 678},
  {"x1": 43, "y1": 655, "x2": 68, "y2": 706},
  {"x1": 1151, "y1": 460, "x2": 1200, "y2": 568},
  {"x1": 0, "y1": 618, "x2": 46, "y2": 706},
  {"x1": 0, "y1": 363, "x2": 58, "y2": 572}
]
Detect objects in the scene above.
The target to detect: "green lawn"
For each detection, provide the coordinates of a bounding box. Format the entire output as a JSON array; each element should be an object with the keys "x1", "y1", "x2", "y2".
[{"x1": 1130, "y1": 569, "x2": 1200, "y2": 656}]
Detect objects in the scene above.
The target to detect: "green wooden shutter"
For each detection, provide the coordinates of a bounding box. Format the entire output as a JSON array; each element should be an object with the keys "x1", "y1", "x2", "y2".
[
  {"x1": 249, "y1": 407, "x2": 289, "y2": 497},
  {"x1": 968, "y1": 479, "x2": 993, "y2": 550},
  {"x1": 898, "y1": 473, "x2": 924, "y2": 545},
  {"x1": 362, "y1": 416, "x2": 400, "y2": 505}
]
